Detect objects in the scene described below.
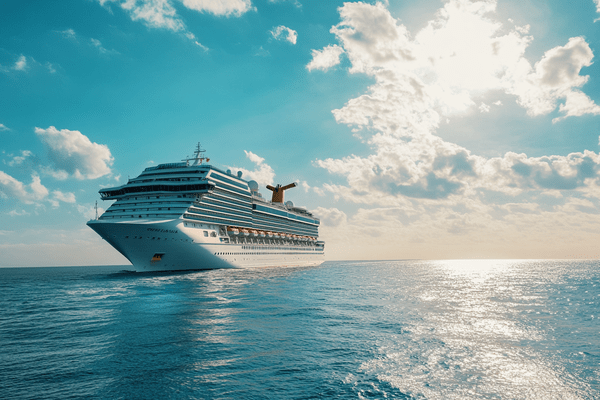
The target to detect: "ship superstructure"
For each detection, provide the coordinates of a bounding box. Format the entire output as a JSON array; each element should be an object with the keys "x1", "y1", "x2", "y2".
[{"x1": 87, "y1": 144, "x2": 324, "y2": 271}]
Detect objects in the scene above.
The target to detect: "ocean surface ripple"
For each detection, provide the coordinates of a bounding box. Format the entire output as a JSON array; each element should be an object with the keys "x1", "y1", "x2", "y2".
[{"x1": 1, "y1": 260, "x2": 599, "y2": 399}]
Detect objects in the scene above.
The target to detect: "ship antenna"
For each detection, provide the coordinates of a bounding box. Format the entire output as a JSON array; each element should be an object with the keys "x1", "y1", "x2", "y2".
[
  {"x1": 183, "y1": 142, "x2": 208, "y2": 166},
  {"x1": 95, "y1": 201, "x2": 98, "y2": 220}
]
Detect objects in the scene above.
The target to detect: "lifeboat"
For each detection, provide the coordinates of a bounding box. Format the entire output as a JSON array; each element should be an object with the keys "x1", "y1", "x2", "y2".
[
  {"x1": 241, "y1": 229, "x2": 250, "y2": 237},
  {"x1": 267, "y1": 231, "x2": 273, "y2": 238},
  {"x1": 259, "y1": 231, "x2": 266, "y2": 238},
  {"x1": 227, "y1": 227, "x2": 239, "y2": 236},
  {"x1": 250, "y1": 230, "x2": 259, "y2": 237}
]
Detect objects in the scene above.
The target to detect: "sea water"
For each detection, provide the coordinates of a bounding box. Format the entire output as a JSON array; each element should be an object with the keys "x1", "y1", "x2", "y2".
[{"x1": 0, "y1": 260, "x2": 598, "y2": 399}]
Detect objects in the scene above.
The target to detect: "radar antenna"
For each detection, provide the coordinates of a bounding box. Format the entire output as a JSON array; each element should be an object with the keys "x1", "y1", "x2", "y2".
[
  {"x1": 182, "y1": 143, "x2": 210, "y2": 166},
  {"x1": 94, "y1": 201, "x2": 98, "y2": 220}
]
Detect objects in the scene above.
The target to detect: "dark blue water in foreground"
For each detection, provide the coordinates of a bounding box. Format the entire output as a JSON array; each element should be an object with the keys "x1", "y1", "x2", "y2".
[{"x1": 1, "y1": 260, "x2": 599, "y2": 399}]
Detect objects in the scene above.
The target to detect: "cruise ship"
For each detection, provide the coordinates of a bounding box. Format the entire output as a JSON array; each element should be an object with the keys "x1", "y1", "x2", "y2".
[{"x1": 87, "y1": 144, "x2": 325, "y2": 271}]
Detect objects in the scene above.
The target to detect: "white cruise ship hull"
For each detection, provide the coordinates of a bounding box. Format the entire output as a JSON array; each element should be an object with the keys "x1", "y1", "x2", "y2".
[{"x1": 88, "y1": 218, "x2": 325, "y2": 272}]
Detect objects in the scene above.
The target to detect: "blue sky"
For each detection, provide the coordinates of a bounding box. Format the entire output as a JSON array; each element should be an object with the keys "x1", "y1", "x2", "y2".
[{"x1": 2, "y1": 0, "x2": 600, "y2": 265}]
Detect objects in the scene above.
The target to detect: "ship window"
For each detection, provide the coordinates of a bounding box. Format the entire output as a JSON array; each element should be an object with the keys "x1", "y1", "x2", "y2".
[
  {"x1": 203, "y1": 231, "x2": 208, "y2": 237},
  {"x1": 210, "y1": 232, "x2": 217, "y2": 237}
]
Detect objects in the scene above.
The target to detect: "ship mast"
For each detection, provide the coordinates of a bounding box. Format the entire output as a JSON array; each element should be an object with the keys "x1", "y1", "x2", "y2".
[{"x1": 183, "y1": 143, "x2": 210, "y2": 166}]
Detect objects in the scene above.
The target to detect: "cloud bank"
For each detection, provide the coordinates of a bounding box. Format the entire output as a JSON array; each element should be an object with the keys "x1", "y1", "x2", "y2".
[{"x1": 306, "y1": 0, "x2": 600, "y2": 256}]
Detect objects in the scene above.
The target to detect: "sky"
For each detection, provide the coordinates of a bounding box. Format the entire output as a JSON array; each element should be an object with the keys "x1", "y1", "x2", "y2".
[{"x1": 1, "y1": 0, "x2": 600, "y2": 266}]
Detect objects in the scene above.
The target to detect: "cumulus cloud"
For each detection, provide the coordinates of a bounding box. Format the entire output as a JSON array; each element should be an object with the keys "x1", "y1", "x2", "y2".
[
  {"x1": 182, "y1": 0, "x2": 254, "y2": 16},
  {"x1": 35, "y1": 126, "x2": 114, "y2": 180},
  {"x1": 0, "y1": 172, "x2": 48, "y2": 204},
  {"x1": 595, "y1": 0, "x2": 600, "y2": 22},
  {"x1": 8, "y1": 209, "x2": 30, "y2": 217},
  {"x1": 309, "y1": 1, "x2": 600, "y2": 208},
  {"x1": 270, "y1": 25, "x2": 297, "y2": 44},
  {"x1": 13, "y1": 55, "x2": 27, "y2": 71},
  {"x1": 117, "y1": 0, "x2": 184, "y2": 31},
  {"x1": 227, "y1": 151, "x2": 275, "y2": 187},
  {"x1": 313, "y1": 207, "x2": 347, "y2": 227},
  {"x1": 306, "y1": 44, "x2": 345, "y2": 72},
  {"x1": 8, "y1": 150, "x2": 33, "y2": 167},
  {"x1": 52, "y1": 190, "x2": 76, "y2": 203},
  {"x1": 97, "y1": 0, "x2": 252, "y2": 47},
  {"x1": 510, "y1": 37, "x2": 600, "y2": 121}
]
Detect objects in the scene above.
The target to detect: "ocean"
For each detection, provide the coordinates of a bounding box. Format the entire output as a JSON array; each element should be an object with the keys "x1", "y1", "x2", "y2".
[{"x1": 0, "y1": 260, "x2": 598, "y2": 399}]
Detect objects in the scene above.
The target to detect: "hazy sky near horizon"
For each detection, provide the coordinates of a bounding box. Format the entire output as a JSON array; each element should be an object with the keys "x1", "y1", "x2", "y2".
[{"x1": 2, "y1": 0, "x2": 600, "y2": 265}]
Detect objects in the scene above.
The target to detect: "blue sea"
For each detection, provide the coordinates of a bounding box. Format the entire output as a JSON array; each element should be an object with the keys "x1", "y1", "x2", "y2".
[{"x1": 1, "y1": 260, "x2": 599, "y2": 399}]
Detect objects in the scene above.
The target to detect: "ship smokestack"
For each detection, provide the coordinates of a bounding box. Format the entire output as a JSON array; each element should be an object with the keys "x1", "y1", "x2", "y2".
[{"x1": 266, "y1": 182, "x2": 297, "y2": 203}]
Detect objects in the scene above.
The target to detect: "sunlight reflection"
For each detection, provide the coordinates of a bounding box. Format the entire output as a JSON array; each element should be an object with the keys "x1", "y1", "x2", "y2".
[{"x1": 432, "y1": 259, "x2": 524, "y2": 284}]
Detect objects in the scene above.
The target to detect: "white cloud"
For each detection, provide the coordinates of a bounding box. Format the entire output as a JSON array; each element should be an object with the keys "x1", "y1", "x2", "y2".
[
  {"x1": 97, "y1": 0, "x2": 251, "y2": 47},
  {"x1": 308, "y1": 0, "x2": 600, "y2": 215},
  {"x1": 553, "y1": 90, "x2": 600, "y2": 123},
  {"x1": 182, "y1": 0, "x2": 254, "y2": 16},
  {"x1": 185, "y1": 33, "x2": 209, "y2": 51},
  {"x1": 254, "y1": 46, "x2": 270, "y2": 57},
  {"x1": 59, "y1": 29, "x2": 77, "y2": 40},
  {"x1": 8, "y1": 150, "x2": 33, "y2": 166},
  {"x1": 90, "y1": 38, "x2": 118, "y2": 54},
  {"x1": 270, "y1": 25, "x2": 297, "y2": 45},
  {"x1": 0, "y1": 172, "x2": 48, "y2": 204},
  {"x1": 118, "y1": 0, "x2": 185, "y2": 31},
  {"x1": 8, "y1": 209, "x2": 30, "y2": 217},
  {"x1": 227, "y1": 150, "x2": 275, "y2": 187},
  {"x1": 595, "y1": 0, "x2": 600, "y2": 22},
  {"x1": 510, "y1": 37, "x2": 600, "y2": 121},
  {"x1": 77, "y1": 203, "x2": 105, "y2": 220},
  {"x1": 0, "y1": 124, "x2": 9, "y2": 131},
  {"x1": 52, "y1": 190, "x2": 76, "y2": 203},
  {"x1": 515, "y1": 24, "x2": 530, "y2": 34},
  {"x1": 40, "y1": 166, "x2": 70, "y2": 180},
  {"x1": 306, "y1": 44, "x2": 344, "y2": 72},
  {"x1": 35, "y1": 126, "x2": 114, "y2": 180},
  {"x1": 13, "y1": 55, "x2": 27, "y2": 71},
  {"x1": 312, "y1": 207, "x2": 347, "y2": 227},
  {"x1": 46, "y1": 62, "x2": 57, "y2": 74}
]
